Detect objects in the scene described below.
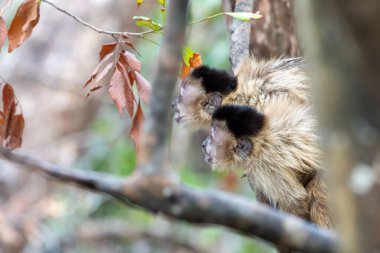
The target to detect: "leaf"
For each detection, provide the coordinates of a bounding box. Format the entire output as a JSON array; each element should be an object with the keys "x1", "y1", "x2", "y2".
[
  {"x1": 183, "y1": 47, "x2": 194, "y2": 67},
  {"x1": 0, "y1": 81, "x2": 25, "y2": 149},
  {"x1": 189, "y1": 53, "x2": 202, "y2": 68},
  {"x1": 181, "y1": 50, "x2": 202, "y2": 79},
  {"x1": 225, "y1": 11, "x2": 263, "y2": 21},
  {"x1": 137, "y1": 0, "x2": 144, "y2": 8},
  {"x1": 0, "y1": 17, "x2": 7, "y2": 53},
  {"x1": 108, "y1": 64, "x2": 135, "y2": 117},
  {"x1": 181, "y1": 63, "x2": 191, "y2": 80},
  {"x1": 8, "y1": 0, "x2": 40, "y2": 53},
  {"x1": 157, "y1": 0, "x2": 165, "y2": 5},
  {"x1": 130, "y1": 101, "x2": 144, "y2": 151},
  {"x1": 122, "y1": 51, "x2": 141, "y2": 72},
  {"x1": 94, "y1": 61, "x2": 114, "y2": 83},
  {"x1": 133, "y1": 16, "x2": 162, "y2": 32},
  {"x1": 99, "y1": 42, "x2": 117, "y2": 61},
  {"x1": 83, "y1": 52, "x2": 114, "y2": 89},
  {"x1": 134, "y1": 71, "x2": 151, "y2": 104}
]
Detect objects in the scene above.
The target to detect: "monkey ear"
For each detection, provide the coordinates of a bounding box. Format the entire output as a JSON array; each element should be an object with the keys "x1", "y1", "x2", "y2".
[
  {"x1": 203, "y1": 93, "x2": 222, "y2": 114},
  {"x1": 235, "y1": 138, "x2": 252, "y2": 159}
]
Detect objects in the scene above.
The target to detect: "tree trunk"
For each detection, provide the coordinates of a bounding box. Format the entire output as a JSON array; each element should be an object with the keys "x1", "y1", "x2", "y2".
[{"x1": 295, "y1": 1, "x2": 380, "y2": 252}]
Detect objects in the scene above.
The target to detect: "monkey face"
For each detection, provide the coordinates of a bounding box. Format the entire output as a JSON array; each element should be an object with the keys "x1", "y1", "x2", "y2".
[
  {"x1": 172, "y1": 76, "x2": 222, "y2": 129},
  {"x1": 202, "y1": 122, "x2": 252, "y2": 170},
  {"x1": 172, "y1": 65, "x2": 237, "y2": 130}
]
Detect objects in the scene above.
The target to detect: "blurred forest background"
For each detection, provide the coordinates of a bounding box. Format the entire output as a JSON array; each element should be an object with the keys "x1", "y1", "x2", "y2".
[{"x1": 0, "y1": 0, "x2": 280, "y2": 252}]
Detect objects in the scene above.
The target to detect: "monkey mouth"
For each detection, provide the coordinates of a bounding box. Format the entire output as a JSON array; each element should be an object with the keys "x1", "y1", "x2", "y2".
[
  {"x1": 174, "y1": 114, "x2": 182, "y2": 124},
  {"x1": 204, "y1": 154, "x2": 213, "y2": 164}
]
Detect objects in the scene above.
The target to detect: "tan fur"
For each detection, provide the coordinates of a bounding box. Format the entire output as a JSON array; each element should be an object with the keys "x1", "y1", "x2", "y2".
[
  {"x1": 228, "y1": 57, "x2": 310, "y2": 111},
  {"x1": 174, "y1": 57, "x2": 310, "y2": 130},
  {"x1": 174, "y1": 57, "x2": 333, "y2": 228},
  {"x1": 208, "y1": 98, "x2": 333, "y2": 228}
]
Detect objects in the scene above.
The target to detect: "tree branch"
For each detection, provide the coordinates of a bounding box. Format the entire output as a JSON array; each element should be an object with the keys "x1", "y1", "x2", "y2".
[
  {"x1": 138, "y1": 0, "x2": 189, "y2": 173},
  {"x1": 40, "y1": 0, "x2": 157, "y2": 38},
  {"x1": 229, "y1": 0, "x2": 254, "y2": 70},
  {"x1": 0, "y1": 147, "x2": 337, "y2": 253}
]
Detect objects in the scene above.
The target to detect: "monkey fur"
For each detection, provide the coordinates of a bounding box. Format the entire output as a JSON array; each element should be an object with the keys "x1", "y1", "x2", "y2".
[
  {"x1": 202, "y1": 100, "x2": 333, "y2": 229},
  {"x1": 172, "y1": 57, "x2": 309, "y2": 129},
  {"x1": 172, "y1": 57, "x2": 333, "y2": 229}
]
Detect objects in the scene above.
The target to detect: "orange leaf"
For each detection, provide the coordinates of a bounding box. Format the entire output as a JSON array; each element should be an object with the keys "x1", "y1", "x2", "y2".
[
  {"x1": 8, "y1": 0, "x2": 40, "y2": 53},
  {"x1": 134, "y1": 71, "x2": 151, "y2": 104},
  {"x1": 181, "y1": 62, "x2": 191, "y2": 79},
  {"x1": 130, "y1": 101, "x2": 144, "y2": 151},
  {"x1": 189, "y1": 53, "x2": 202, "y2": 67},
  {"x1": 0, "y1": 81, "x2": 24, "y2": 149},
  {"x1": 0, "y1": 17, "x2": 7, "y2": 53}
]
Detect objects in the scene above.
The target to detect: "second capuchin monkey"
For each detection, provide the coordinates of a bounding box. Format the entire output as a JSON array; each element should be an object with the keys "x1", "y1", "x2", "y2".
[
  {"x1": 202, "y1": 99, "x2": 333, "y2": 229},
  {"x1": 172, "y1": 57, "x2": 309, "y2": 129}
]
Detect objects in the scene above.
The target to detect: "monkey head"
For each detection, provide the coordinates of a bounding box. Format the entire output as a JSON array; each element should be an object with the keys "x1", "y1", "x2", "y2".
[
  {"x1": 172, "y1": 66, "x2": 238, "y2": 129},
  {"x1": 202, "y1": 104, "x2": 265, "y2": 170}
]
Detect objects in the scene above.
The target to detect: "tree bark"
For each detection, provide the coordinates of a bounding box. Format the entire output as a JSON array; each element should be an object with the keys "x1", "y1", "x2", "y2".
[{"x1": 295, "y1": 1, "x2": 380, "y2": 252}]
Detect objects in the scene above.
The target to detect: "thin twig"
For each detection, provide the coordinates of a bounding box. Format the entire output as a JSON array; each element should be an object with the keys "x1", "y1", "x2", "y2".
[
  {"x1": 189, "y1": 12, "x2": 225, "y2": 25},
  {"x1": 41, "y1": 0, "x2": 157, "y2": 37}
]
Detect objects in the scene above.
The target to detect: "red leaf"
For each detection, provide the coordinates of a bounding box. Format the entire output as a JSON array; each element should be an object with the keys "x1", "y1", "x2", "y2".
[
  {"x1": 0, "y1": 81, "x2": 24, "y2": 149},
  {"x1": 108, "y1": 64, "x2": 135, "y2": 117},
  {"x1": 134, "y1": 71, "x2": 151, "y2": 104},
  {"x1": 8, "y1": 0, "x2": 40, "y2": 53},
  {"x1": 130, "y1": 101, "x2": 144, "y2": 150},
  {"x1": 0, "y1": 17, "x2": 7, "y2": 53},
  {"x1": 99, "y1": 42, "x2": 117, "y2": 61}
]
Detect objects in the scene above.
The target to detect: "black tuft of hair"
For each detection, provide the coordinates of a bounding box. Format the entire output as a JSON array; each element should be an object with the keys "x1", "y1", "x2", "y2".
[
  {"x1": 191, "y1": 65, "x2": 237, "y2": 95},
  {"x1": 213, "y1": 105, "x2": 265, "y2": 138}
]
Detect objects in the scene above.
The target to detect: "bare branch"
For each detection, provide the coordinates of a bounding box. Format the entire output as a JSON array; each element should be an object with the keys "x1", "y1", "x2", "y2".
[
  {"x1": 138, "y1": 0, "x2": 189, "y2": 173},
  {"x1": 0, "y1": 147, "x2": 337, "y2": 253},
  {"x1": 229, "y1": 0, "x2": 253, "y2": 70},
  {"x1": 41, "y1": 0, "x2": 157, "y2": 38}
]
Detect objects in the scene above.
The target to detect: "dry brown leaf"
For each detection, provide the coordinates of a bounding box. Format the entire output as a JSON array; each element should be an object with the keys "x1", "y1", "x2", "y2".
[
  {"x1": 134, "y1": 71, "x2": 151, "y2": 104},
  {"x1": 99, "y1": 42, "x2": 117, "y2": 60},
  {"x1": 0, "y1": 82, "x2": 25, "y2": 149},
  {"x1": 118, "y1": 63, "x2": 135, "y2": 117},
  {"x1": 108, "y1": 64, "x2": 135, "y2": 117},
  {"x1": 123, "y1": 51, "x2": 141, "y2": 72},
  {"x1": 94, "y1": 61, "x2": 114, "y2": 83},
  {"x1": 8, "y1": 0, "x2": 40, "y2": 53},
  {"x1": 130, "y1": 101, "x2": 144, "y2": 150},
  {"x1": 83, "y1": 51, "x2": 114, "y2": 89},
  {"x1": 0, "y1": 17, "x2": 7, "y2": 53}
]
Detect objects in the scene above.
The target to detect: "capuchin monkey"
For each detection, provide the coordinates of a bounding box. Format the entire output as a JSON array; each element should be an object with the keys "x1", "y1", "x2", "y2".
[
  {"x1": 172, "y1": 57, "x2": 309, "y2": 129},
  {"x1": 202, "y1": 99, "x2": 333, "y2": 229}
]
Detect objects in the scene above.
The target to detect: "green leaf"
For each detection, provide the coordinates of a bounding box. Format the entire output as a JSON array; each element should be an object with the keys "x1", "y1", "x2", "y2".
[
  {"x1": 133, "y1": 16, "x2": 162, "y2": 32},
  {"x1": 183, "y1": 47, "x2": 194, "y2": 67},
  {"x1": 157, "y1": 0, "x2": 165, "y2": 6},
  {"x1": 225, "y1": 11, "x2": 263, "y2": 21}
]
